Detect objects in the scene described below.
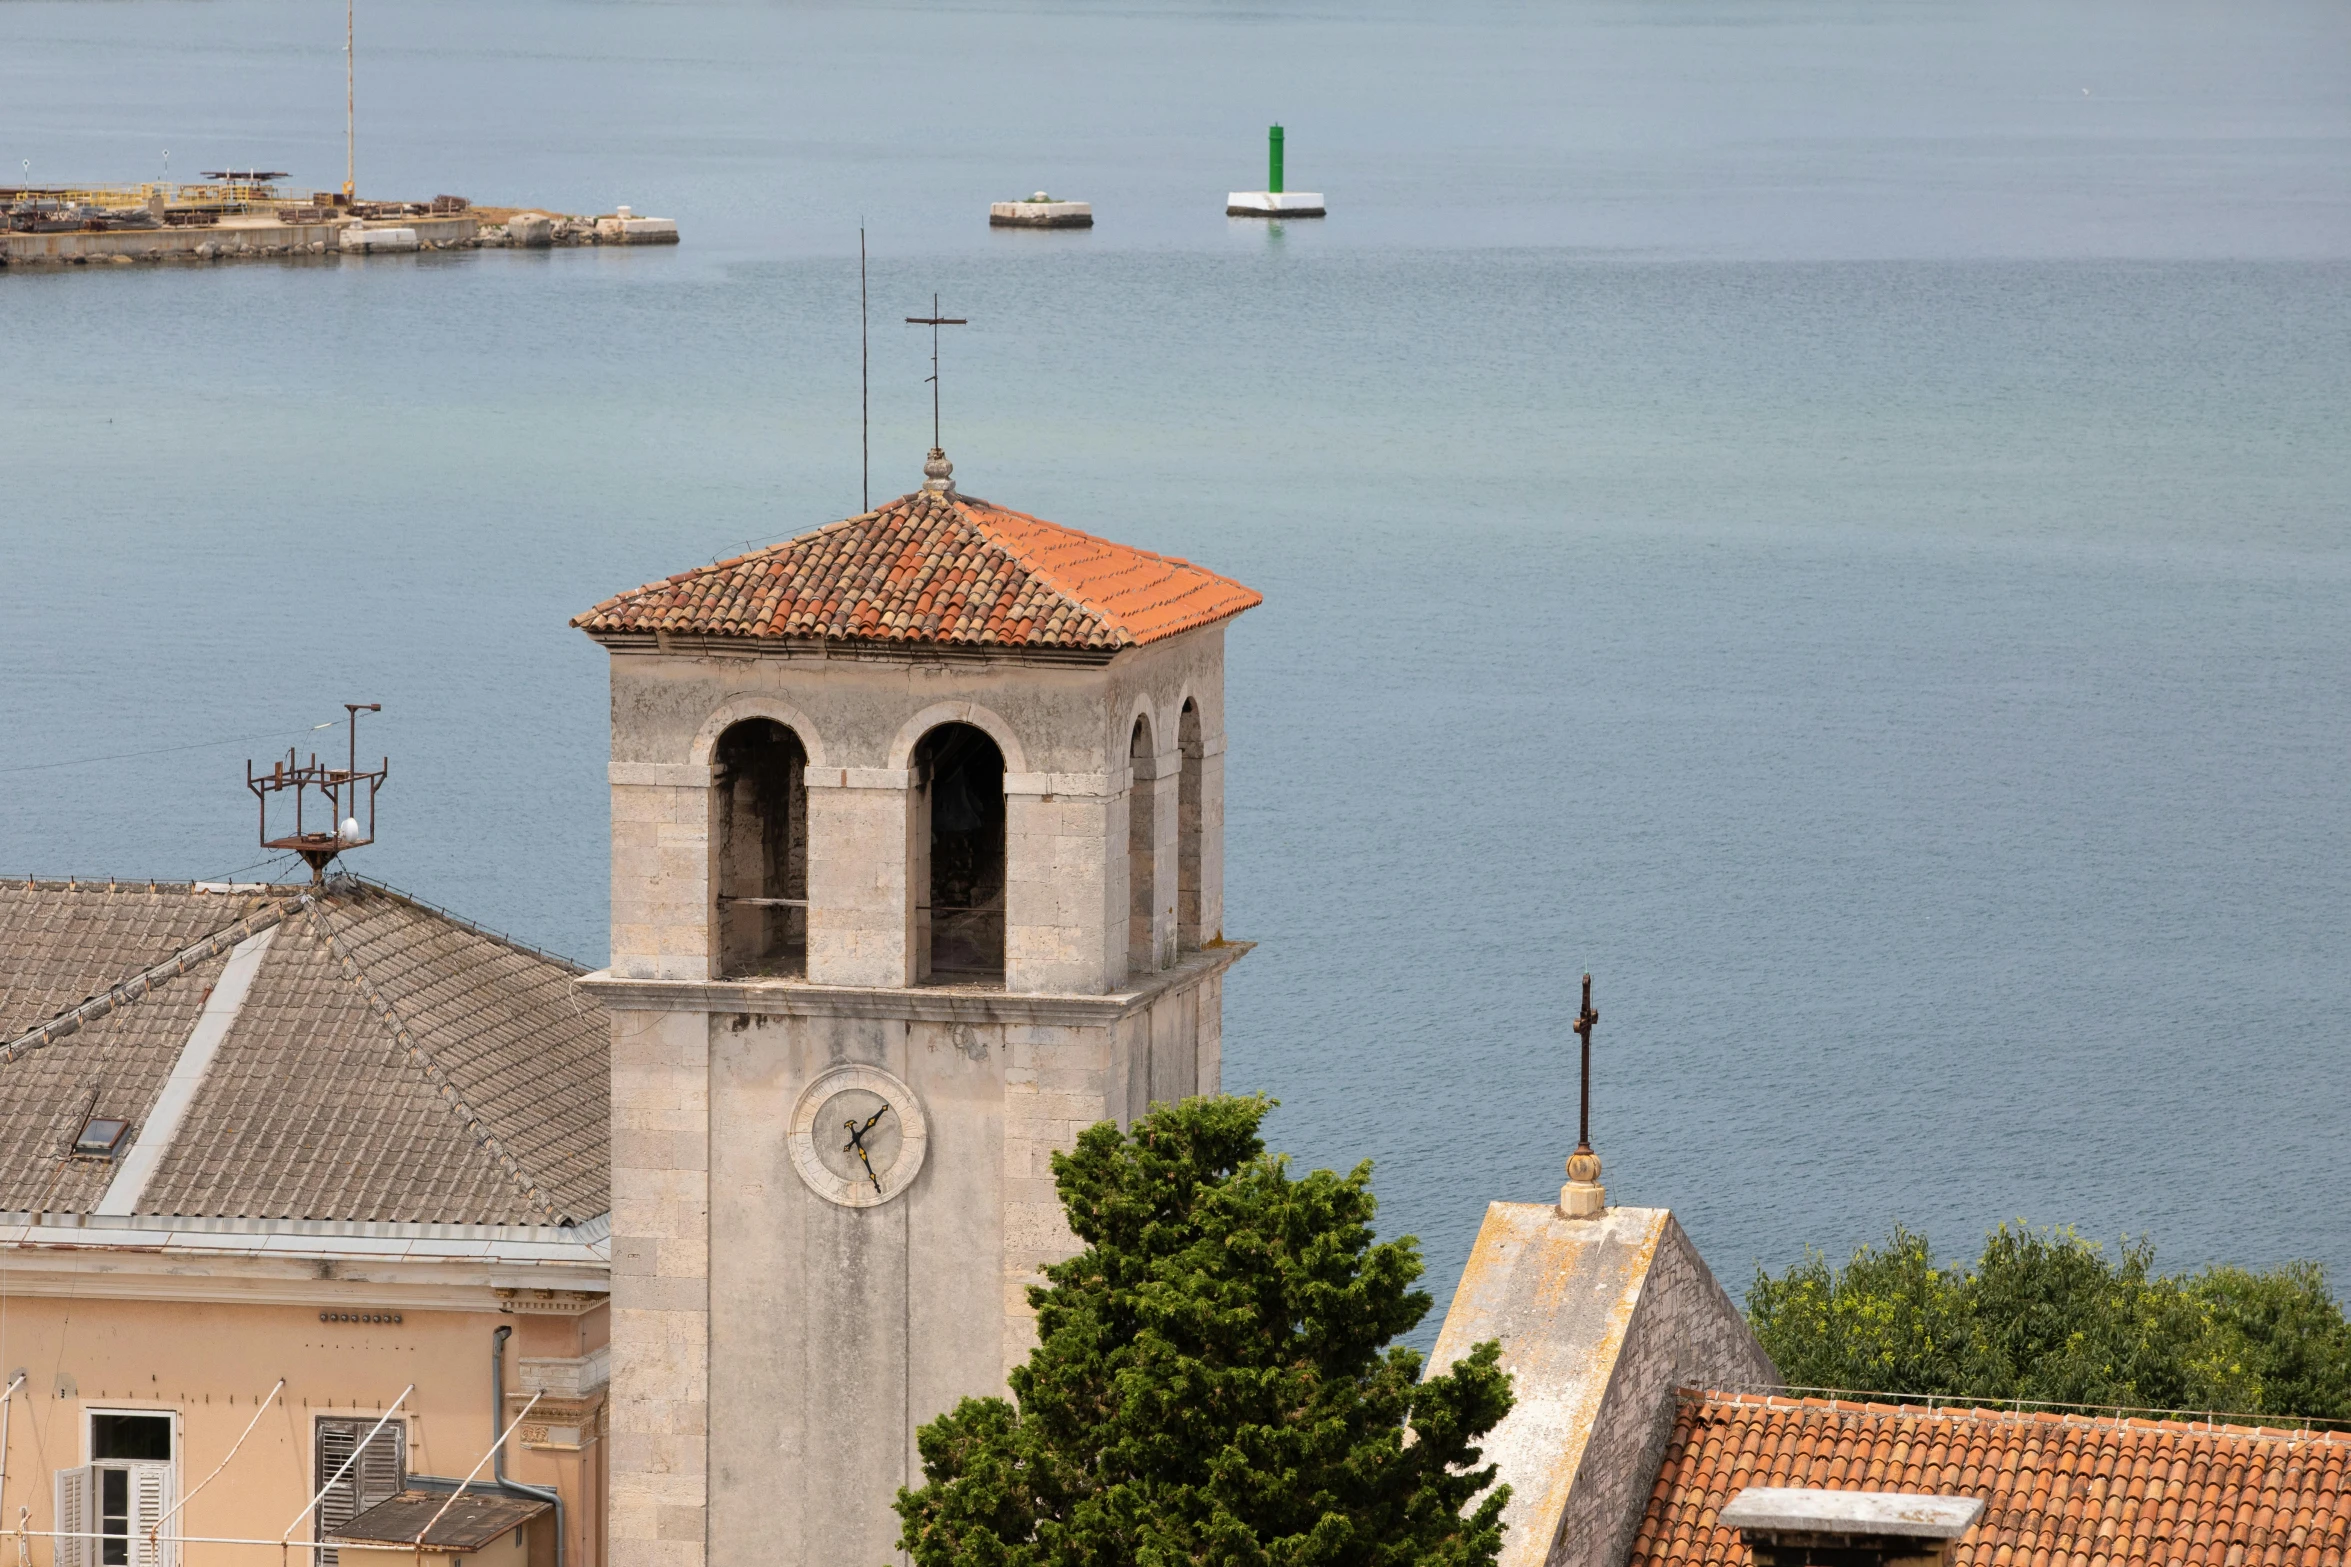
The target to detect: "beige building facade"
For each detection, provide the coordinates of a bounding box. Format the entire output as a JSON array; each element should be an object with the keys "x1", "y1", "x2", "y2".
[
  {"x1": 0, "y1": 880, "x2": 614, "y2": 1567},
  {"x1": 0, "y1": 1254, "x2": 606, "y2": 1567},
  {"x1": 572, "y1": 463, "x2": 1261, "y2": 1567}
]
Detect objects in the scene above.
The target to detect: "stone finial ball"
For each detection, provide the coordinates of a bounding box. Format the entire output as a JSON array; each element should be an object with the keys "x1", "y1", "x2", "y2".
[{"x1": 1566, "y1": 1149, "x2": 1602, "y2": 1184}]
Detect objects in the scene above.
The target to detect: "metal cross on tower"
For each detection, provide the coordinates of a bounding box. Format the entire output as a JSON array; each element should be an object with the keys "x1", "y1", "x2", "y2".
[
  {"x1": 904, "y1": 294, "x2": 967, "y2": 452},
  {"x1": 1571, "y1": 972, "x2": 1599, "y2": 1159}
]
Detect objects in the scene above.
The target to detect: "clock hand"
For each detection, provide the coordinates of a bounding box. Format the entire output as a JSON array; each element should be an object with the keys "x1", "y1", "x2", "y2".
[{"x1": 840, "y1": 1105, "x2": 892, "y2": 1193}]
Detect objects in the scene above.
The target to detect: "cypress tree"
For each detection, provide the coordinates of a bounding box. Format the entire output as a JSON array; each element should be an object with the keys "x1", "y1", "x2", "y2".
[{"x1": 897, "y1": 1094, "x2": 1515, "y2": 1567}]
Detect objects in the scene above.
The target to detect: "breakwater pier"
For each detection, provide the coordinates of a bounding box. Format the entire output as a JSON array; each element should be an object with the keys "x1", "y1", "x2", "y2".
[{"x1": 3, "y1": 177, "x2": 677, "y2": 268}]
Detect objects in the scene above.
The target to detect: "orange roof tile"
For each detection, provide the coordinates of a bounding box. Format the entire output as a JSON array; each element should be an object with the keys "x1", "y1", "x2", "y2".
[
  {"x1": 571, "y1": 488, "x2": 1260, "y2": 652},
  {"x1": 1628, "y1": 1393, "x2": 2351, "y2": 1567}
]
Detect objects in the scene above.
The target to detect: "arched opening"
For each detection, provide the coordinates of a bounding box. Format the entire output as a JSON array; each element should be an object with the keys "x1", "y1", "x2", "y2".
[
  {"x1": 915, "y1": 723, "x2": 1005, "y2": 985},
  {"x1": 1128, "y1": 715, "x2": 1158, "y2": 977},
  {"x1": 714, "y1": 718, "x2": 807, "y2": 977},
  {"x1": 1177, "y1": 699, "x2": 1204, "y2": 952}
]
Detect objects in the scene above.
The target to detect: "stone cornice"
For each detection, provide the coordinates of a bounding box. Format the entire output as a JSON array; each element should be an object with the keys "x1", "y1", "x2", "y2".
[
  {"x1": 0, "y1": 1236, "x2": 608, "y2": 1309},
  {"x1": 591, "y1": 632, "x2": 1121, "y2": 669},
  {"x1": 577, "y1": 941, "x2": 1251, "y2": 1023}
]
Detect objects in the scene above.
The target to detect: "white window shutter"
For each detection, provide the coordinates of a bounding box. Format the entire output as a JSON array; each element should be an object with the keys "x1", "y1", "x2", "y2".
[
  {"x1": 313, "y1": 1423, "x2": 355, "y2": 1567},
  {"x1": 53, "y1": 1466, "x2": 93, "y2": 1567},
  {"x1": 126, "y1": 1467, "x2": 174, "y2": 1567}
]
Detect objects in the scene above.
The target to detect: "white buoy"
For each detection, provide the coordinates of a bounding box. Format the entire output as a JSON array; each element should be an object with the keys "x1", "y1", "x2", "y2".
[{"x1": 990, "y1": 192, "x2": 1092, "y2": 228}]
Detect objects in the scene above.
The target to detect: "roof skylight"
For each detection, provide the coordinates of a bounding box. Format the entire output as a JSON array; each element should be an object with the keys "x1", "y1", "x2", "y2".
[{"x1": 73, "y1": 1117, "x2": 130, "y2": 1157}]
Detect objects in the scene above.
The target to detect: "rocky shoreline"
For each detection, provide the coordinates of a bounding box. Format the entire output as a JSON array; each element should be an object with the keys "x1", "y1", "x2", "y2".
[{"x1": 1, "y1": 207, "x2": 678, "y2": 269}]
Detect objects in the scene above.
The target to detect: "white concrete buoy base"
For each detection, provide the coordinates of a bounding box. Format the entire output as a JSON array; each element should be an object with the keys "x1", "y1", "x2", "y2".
[
  {"x1": 1226, "y1": 191, "x2": 1325, "y2": 217},
  {"x1": 990, "y1": 200, "x2": 1093, "y2": 228}
]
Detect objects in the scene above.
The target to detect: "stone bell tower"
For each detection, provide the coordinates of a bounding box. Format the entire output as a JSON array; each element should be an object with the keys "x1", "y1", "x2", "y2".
[{"x1": 574, "y1": 452, "x2": 1258, "y2": 1567}]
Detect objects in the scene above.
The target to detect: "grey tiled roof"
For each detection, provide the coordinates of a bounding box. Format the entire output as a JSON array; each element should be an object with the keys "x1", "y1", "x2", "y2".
[
  {"x1": 0, "y1": 881, "x2": 608, "y2": 1227},
  {"x1": 0, "y1": 881, "x2": 277, "y2": 1038}
]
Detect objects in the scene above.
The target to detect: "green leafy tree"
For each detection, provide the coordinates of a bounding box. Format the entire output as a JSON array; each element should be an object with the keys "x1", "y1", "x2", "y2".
[
  {"x1": 1749, "y1": 1223, "x2": 2351, "y2": 1420},
  {"x1": 1740, "y1": 1225, "x2": 1973, "y2": 1398},
  {"x1": 895, "y1": 1094, "x2": 1516, "y2": 1567},
  {"x1": 2183, "y1": 1262, "x2": 2351, "y2": 1420}
]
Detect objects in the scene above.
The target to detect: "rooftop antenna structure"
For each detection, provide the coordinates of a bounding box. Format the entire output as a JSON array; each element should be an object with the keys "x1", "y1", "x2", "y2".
[
  {"x1": 246, "y1": 703, "x2": 387, "y2": 884},
  {"x1": 343, "y1": 0, "x2": 356, "y2": 198},
  {"x1": 1560, "y1": 973, "x2": 1607, "y2": 1218},
  {"x1": 905, "y1": 293, "x2": 967, "y2": 491}
]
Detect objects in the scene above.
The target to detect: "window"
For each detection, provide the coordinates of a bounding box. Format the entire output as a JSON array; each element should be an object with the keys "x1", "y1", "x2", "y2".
[
  {"x1": 314, "y1": 1417, "x2": 406, "y2": 1567},
  {"x1": 89, "y1": 1415, "x2": 171, "y2": 1462},
  {"x1": 56, "y1": 1411, "x2": 175, "y2": 1567},
  {"x1": 714, "y1": 719, "x2": 808, "y2": 977},
  {"x1": 914, "y1": 723, "x2": 1005, "y2": 984}
]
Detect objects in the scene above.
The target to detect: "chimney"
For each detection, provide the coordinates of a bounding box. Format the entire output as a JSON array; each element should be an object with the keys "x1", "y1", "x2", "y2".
[{"x1": 1717, "y1": 1489, "x2": 1984, "y2": 1567}]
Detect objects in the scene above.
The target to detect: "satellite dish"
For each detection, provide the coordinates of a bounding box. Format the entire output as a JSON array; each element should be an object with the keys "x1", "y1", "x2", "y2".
[{"x1": 338, "y1": 816, "x2": 364, "y2": 844}]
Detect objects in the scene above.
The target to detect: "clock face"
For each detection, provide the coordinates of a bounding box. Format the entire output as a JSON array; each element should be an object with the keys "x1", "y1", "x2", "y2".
[{"x1": 787, "y1": 1065, "x2": 928, "y2": 1208}]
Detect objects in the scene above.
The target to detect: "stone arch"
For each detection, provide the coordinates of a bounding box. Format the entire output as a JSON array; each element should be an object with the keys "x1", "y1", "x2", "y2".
[
  {"x1": 1121, "y1": 694, "x2": 1166, "y2": 786},
  {"x1": 913, "y1": 722, "x2": 1006, "y2": 986},
  {"x1": 713, "y1": 716, "x2": 809, "y2": 977},
  {"x1": 885, "y1": 702, "x2": 1029, "y2": 777},
  {"x1": 1127, "y1": 711, "x2": 1160, "y2": 978},
  {"x1": 1176, "y1": 698, "x2": 1205, "y2": 952},
  {"x1": 689, "y1": 695, "x2": 829, "y2": 769}
]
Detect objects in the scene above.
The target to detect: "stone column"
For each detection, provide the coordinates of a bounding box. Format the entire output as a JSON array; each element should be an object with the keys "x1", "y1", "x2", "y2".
[
  {"x1": 805, "y1": 769, "x2": 916, "y2": 988},
  {"x1": 1197, "y1": 737, "x2": 1228, "y2": 943},
  {"x1": 1003, "y1": 779, "x2": 1118, "y2": 995},
  {"x1": 1150, "y1": 752, "x2": 1180, "y2": 969},
  {"x1": 609, "y1": 764, "x2": 716, "y2": 982}
]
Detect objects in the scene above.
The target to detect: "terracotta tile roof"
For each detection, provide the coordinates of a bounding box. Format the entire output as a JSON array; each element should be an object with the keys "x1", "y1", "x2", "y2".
[
  {"x1": 1627, "y1": 1391, "x2": 2351, "y2": 1567},
  {"x1": 0, "y1": 880, "x2": 608, "y2": 1227},
  {"x1": 571, "y1": 488, "x2": 1260, "y2": 651}
]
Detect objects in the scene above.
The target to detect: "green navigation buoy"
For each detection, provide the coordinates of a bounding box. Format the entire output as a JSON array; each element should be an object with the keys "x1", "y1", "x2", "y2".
[{"x1": 1227, "y1": 123, "x2": 1325, "y2": 217}]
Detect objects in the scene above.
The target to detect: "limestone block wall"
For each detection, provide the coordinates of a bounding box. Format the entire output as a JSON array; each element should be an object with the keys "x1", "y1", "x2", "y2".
[
  {"x1": 607, "y1": 1008, "x2": 713, "y2": 1567},
  {"x1": 1547, "y1": 1214, "x2": 1781, "y2": 1567},
  {"x1": 999, "y1": 1021, "x2": 1112, "y2": 1373}
]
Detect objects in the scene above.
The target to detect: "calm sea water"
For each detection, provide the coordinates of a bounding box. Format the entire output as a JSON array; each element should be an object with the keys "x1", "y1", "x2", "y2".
[{"x1": 5, "y1": 0, "x2": 2349, "y2": 1346}]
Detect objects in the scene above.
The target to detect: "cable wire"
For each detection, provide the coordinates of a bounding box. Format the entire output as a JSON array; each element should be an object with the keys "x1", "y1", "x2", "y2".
[{"x1": 0, "y1": 719, "x2": 342, "y2": 776}]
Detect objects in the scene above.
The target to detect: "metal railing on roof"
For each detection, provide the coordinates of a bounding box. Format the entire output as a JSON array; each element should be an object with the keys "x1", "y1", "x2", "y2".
[{"x1": 1710, "y1": 1382, "x2": 2351, "y2": 1435}]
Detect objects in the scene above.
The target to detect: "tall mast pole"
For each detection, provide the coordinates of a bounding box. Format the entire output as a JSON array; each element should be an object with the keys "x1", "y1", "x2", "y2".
[
  {"x1": 860, "y1": 228, "x2": 870, "y2": 513},
  {"x1": 344, "y1": 0, "x2": 356, "y2": 198}
]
